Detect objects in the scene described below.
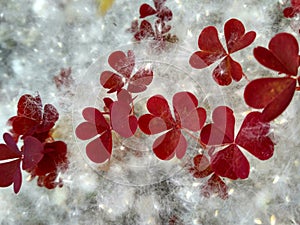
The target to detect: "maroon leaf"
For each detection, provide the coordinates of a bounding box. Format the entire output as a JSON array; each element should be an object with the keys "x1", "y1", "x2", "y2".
[
  {"x1": 140, "y1": 92, "x2": 206, "y2": 160},
  {"x1": 75, "y1": 107, "x2": 113, "y2": 163},
  {"x1": 40, "y1": 104, "x2": 59, "y2": 132},
  {"x1": 101, "y1": 50, "x2": 153, "y2": 93},
  {"x1": 283, "y1": 0, "x2": 300, "y2": 18},
  {"x1": 134, "y1": 20, "x2": 155, "y2": 41},
  {"x1": 138, "y1": 114, "x2": 167, "y2": 135},
  {"x1": 127, "y1": 67, "x2": 153, "y2": 93},
  {"x1": 108, "y1": 50, "x2": 135, "y2": 79},
  {"x1": 253, "y1": 33, "x2": 299, "y2": 76},
  {"x1": 189, "y1": 26, "x2": 226, "y2": 69},
  {"x1": 190, "y1": 19, "x2": 255, "y2": 86},
  {"x1": 244, "y1": 77, "x2": 296, "y2": 121},
  {"x1": 86, "y1": 132, "x2": 112, "y2": 163},
  {"x1": 172, "y1": 92, "x2": 206, "y2": 131},
  {"x1": 224, "y1": 18, "x2": 256, "y2": 54},
  {"x1": 211, "y1": 144, "x2": 250, "y2": 180},
  {"x1": 146, "y1": 95, "x2": 174, "y2": 126},
  {"x1": 32, "y1": 141, "x2": 68, "y2": 176},
  {"x1": 201, "y1": 174, "x2": 228, "y2": 199},
  {"x1": 200, "y1": 106, "x2": 235, "y2": 145},
  {"x1": 0, "y1": 133, "x2": 22, "y2": 160},
  {"x1": 17, "y1": 94, "x2": 42, "y2": 120},
  {"x1": 153, "y1": 129, "x2": 187, "y2": 160},
  {"x1": 100, "y1": 71, "x2": 125, "y2": 93},
  {"x1": 22, "y1": 136, "x2": 44, "y2": 170},
  {"x1": 139, "y1": 3, "x2": 157, "y2": 18},
  {"x1": 212, "y1": 56, "x2": 243, "y2": 85},
  {"x1": 236, "y1": 112, "x2": 274, "y2": 160},
  {"x1": 111, "y1": 101, "x2": 138, "y2": 138},
  {"x1": 10, "y1": 94, "x2": 59, "y2": 141},
  {"x1": 190, "y1": 154, "x2": 213, "y2": 178},
  {"x1": 0, "y1": 133, "x2": 22, "y2": 193}
]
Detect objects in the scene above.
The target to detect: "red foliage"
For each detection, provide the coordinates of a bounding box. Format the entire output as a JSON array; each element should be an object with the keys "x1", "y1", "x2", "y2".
[
  {"x1": 1, "y1": 94, "x2": 68, "y2": 193},
  {"x1": 139, "y1": 92, "x2": 206, "y2": 160},
  {"x1": 76, "y1": 89, "x2": 137, "y2": 163},
  {"x1": 9, "y1": 94, "x2": 59, "y2": 142},
  {"x1": 128, "y1": 0, "x2": 177, "y2": 47},
  {"x1": 190, "y1": 154, "x2": 228, "y2": 199},
  {"x1": 201, "y1": 174, "x2": 228, "y2": 199},
  {"x1": 190, "y1": 18, "x2": 256, "y2": 85},
  {"x1": 100, "y1": 50, "x2": 153, "y2": 93},
  {"x1": 244, "y1": 33, "x2": 300, "y2": 122},
  {"x1": 0, "y1": 133, "x2": 23, "y2": 193},
  {"x1": 27, "y1": 140, "x2": 68, "y2": 189},
  {"x1": 283, "y1": 0, "x2": 300, "y2": 18},
  {"x1": 200, "y1": 106, "x2": 274, "y2": 180},
  {"x1": 140, "y1": 0, "x2": 172, "y2": 22}
]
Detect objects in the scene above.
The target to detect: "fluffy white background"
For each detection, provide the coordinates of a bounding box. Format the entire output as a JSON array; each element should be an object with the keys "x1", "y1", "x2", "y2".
[{"x1": 0, "y1": 0, "x2": 299, "y2": 224}]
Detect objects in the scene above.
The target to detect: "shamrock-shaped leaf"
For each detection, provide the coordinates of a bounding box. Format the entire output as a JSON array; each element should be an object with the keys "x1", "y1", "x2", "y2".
[
  {"x1": 140, "y1": 0, "x2": 172, "y2": 22},
  {"x1": 244, "y1": 77, "x2": 297, "y2": 122},
  {"x1": 110, "y1": 89, "x2": 138, "y2": 138},
  {"x1": 253, "y1": 33, "x2": 299, "y2": 76},
  {"x1": 31, "y1": 141, "x2": 68, "y2": 176},
  {"x1": 22, "y1": 136, "x2": 44, "y2": 171},
  {"x1": 0, "y1": 133, "x2": 22, "y2": 193},
  {"x1": 190, "y1": 18, "x2": 256, "y2": 85},
  {"x1": 100, "y1": 50, "x2": 153, "y2": 93},
  {"x1": 200, "y1": 106, "x2": 274, "y2": 180},
  {"x1": 283, "y1": 0, "x2": 300, "y2": 18},
  {"x1": 76, "y1": 107, "x2": 112, "y2": 163},
  {"x1": 10, "y1": 94, "x2": 59, "y2": 140},
  {"x1": 139, "y1": 92, "x2": 206, "y2": 160}
]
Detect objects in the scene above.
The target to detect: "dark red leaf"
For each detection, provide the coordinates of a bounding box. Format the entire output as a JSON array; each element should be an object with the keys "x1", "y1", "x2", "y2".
[
  {"x1": 100, "y1": 71, "x2": 124, "y2": 93},
  {"x1": 134, "y1": 20, "x2": 155, "y2": 41},
  {"x1": 201, "y1": 174, "x2": 228, "y2": 199},
  {"x1": 82, "y1": 107, "x2": 110, "y2": 133},
  {"x1": 139, "y1": 114, "x2": 168, "y2": 135},
  {"x1": 11, "y1": 117, "x2": 37, "y2": 135},
  {"x1": 146, "y1": 95, "x2": 174, "y2": 126},
  {"x1": 0, "y1": 133, "x2": 22, "y2": 160},
  {"x1": 200, "y1": 106, "x2": 235, "y2": 145},
  {"x1": 108, "y1": 50, "x2": 135, "y2": 79},
  {"x1": 76, "y1": 107, "x2": 112, "y2": 164},
  {"x1": 33, "y1": 141, "x2": 68, "y2": 176},
  {"x1": 211, "y1": 144, "x2": 250, "y2": 180},
  {"x1": 128, "y1": 67, "x2": 153, "y2": 93},
  {"x1": 236, "y1": 112, "x2": 274, "y2": 160},
  {"x1": 189, "y1": 26, "x2": 226, "y2": 69},
  {"x1": 224, "y1": 18, "x2": 256, "y2": 54},
  {"x1": 212, "y1": 56, "x2": 243, "y2": 85},
  {"x1": 283, "y1": 0, "x2": 300, "y2": 17},
  {"x1": 0, "y1": 159, "x2": 22, "y2": 193},
  {"x1": 41, "y1": 104, "x2": 59, "y2": 131},
  {"x1": 17, "y1": 94, "x2": 42, "y2": 120},
  {"x1": 153, "y1": 129, "x2": 187, "y2": 160},
  {"x1": 157, "y1": 6, "x2": 172, "y2": 21},
  {"x1": 116, "y1": 89, "x2": 133, "y2": 104},
  {"x1": 110, "y1": 101, "x2": 138, "y2": 138},
  {"x1": 244, "y1": 77, "x2": 296, "y2": 121},
  {"x1": 22, "y1": 136, "x2": 44, "y2": 170},
  {"x1": 190, "y1": 154, "x2": 213, "y2": 178},
  {"x1": 86, "y1": 132, "x2": 112, "y2": 163},
  {"x1": 172, "y1": 92, "x2": 206, "y2": 131},
  {"x1": 139, "y1": 3, "x2": 157, "y2": 18},
  {"x1": 253, "y1": 33, "x2": 299, "y2": 76}
]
